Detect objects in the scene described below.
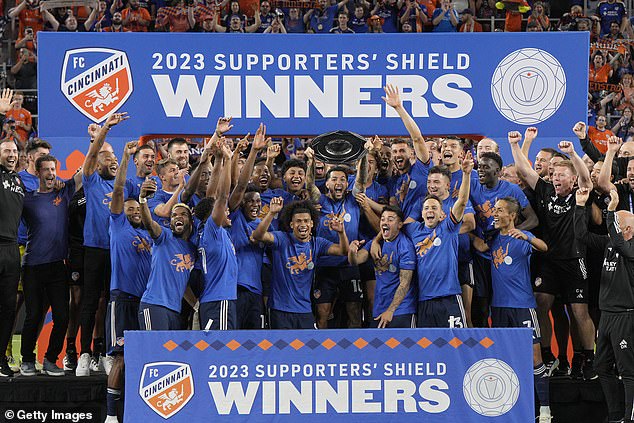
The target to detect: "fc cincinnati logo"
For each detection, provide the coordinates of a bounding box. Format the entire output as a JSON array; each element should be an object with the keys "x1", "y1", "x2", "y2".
[
  {"x1": 61, "y1": 48, "x2": 133, "y2": 123},
  {"x1": 491, "y1": 48, "x2": 566, "y2": 125},
  {"x1": 139, "y1": 361, "x2": 194, "y2": 419}
]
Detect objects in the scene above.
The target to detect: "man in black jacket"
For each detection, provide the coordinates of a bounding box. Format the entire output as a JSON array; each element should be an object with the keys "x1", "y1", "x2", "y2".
[{"x1": 575, "y1": 187, "x2": 634, "y2": 423}]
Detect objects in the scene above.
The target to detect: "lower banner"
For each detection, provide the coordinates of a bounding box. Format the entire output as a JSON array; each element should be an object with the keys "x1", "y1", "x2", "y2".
[{"x1": 125, "y1": 329, "x2": 533, "y2": 422}]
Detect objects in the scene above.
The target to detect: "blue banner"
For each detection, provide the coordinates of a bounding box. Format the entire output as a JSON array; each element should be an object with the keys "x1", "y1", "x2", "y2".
[
  {"x1": 37, "y1": 32, "x2": 588, "y2": 171},
  {"x1": 124, "y1": 329, "x2": 534, "y2": 422}
]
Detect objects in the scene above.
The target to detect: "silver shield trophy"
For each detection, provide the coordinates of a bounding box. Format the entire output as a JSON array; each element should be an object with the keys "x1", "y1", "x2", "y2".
[{"x1": 311, "y1": 130, "x2": 368, "y2": 164}]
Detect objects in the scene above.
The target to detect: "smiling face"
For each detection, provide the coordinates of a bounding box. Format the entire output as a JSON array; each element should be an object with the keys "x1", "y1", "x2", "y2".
[
  {"x1": 124, "y1": 199, "x2": 142, "y2": 227},
  {"x1": 590, "y1": 161, "x2": 603, "y2": 187},
  {"x1": 378, "y1": 145, "x2": 392, "y2": 173},
  {"x1": 168, "y1": 142, "x2": 189, "y2": 170},
  {"x1": 391, "y1": 142, "x2": 411, "y2": 172},
  {"x1": 534, "y1": 150, "x2": 553, "y2": 177},
  {"x1": 477, "y1": 157, "x2": 500, "y2": 187},
  {"x1": 427, "y1": 172, "x2": 450, "y2": 198},
  {"x1": 97, "y1": 151, "x2": 119, "y2": 179},
  {"x1": 422, "y1": 197, "x2": 445, "y2": 228},
  {"x1": 492, "y1": 199, "x2": 515, "y2": 230},
  {"x1": 551, "y1": 163, "x2": 576, "y2": 196},
  {"x1": 594, "y1": 54, "x2": 605, "y2": 68},
  {"x1": 36, "y1": 160, "x2": 57, "y2": 191},
  {"x1": 315, "y1": 159, "x2": 326, "y2": 179},
  {"x1": 476, "y1": 138, "x2": 498, "y2": 161},
  {"x1": 380, "y1": 210, "x2": 402, "y2": 242},
  {"x1": 135, "y1": 148, "x2": 155, "y2": 177},
  {"x1": 326, "y1": 170, "x2": 348, "y2": 200},
  {"x1": 241, "y1": 191, "x2": 261, "y2": 221},
  {"x1": 251, "y1": 162, "x2": 271, "y2": 191},
  {"x1": 596, "y1": 115, "x2": 607, "y2": 130},
  {"x1": 170, "y1": 205, "x2": 192, "y2": 236},
  {"x1": 159, "y1": 162, "x2": 180, "y2": 189},
  {"x1": 440, "y1": 139, "x2": 463, "y2": 167},
  {"x1": 290, "y1": 212, "x2": 313, "y2": 242},
  {"x1": 284, "y1": 166, "x2": 306, "y2": 194}
]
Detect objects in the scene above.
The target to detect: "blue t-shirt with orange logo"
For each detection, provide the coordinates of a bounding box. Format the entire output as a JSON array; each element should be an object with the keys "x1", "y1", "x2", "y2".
[
  {"x1": 199, "y1": 219, "x2": 238, "y2": 303},
  {"x1": 148, "y1": 189, "x2": 176, "y2": 229},
  {"x1": 83, "y1": 172, "x2": 131, "y2": 249},
  {"x1": 17, "y1": 170, "x2": 43, "y2": 246},
  {"x1": 269, "y1": 231, "x2": 332, "y2": 313},
  {"x1": 22, "y1": 179, "x2": 76, "y2": 266},
  {"x1": 489, "y1": 231, "x2": 537, "y2": 309},
  {"x1": 404, "y1": 214, "x2": 461, "y2": 301},
  {"x1": 364, "y1": 232, "x2": 417, "y2": 317},
  {"x1": 109, "y1": 211, "x2": 153, "y2": 298},
  {"x1": 228, "y1": 209, "x2": 264, "y2": 295},
  {"x1": 141, "y1": 229, "x2": 196, "y2": 313},
  {"x1": 317, "y1": 193, "x2": 360, "y2": 266},
  {"x1": 389, "y1": 159, "x2": 430, "y2": 221},
  {"x1": 470, "y1": 179, "x2": 529, "y2": 239}
]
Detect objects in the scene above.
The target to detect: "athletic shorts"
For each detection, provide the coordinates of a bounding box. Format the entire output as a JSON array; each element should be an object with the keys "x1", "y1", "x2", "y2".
[
  {"x1": 595, "y1": 312, "x2": 634, "y2": 380},
  {"x1": 261, "y1": 263, "x2": 272, "y2": 298},
  {"x1": 359, "y1": 259, "x2": 376, "y2": 283},
  {"x1": 313, "y1": 265, "x2": 362, "y2": 304},
  {"x1": 269, "y1": 308, "x2": 315, "y2": 330},
  {"x1": 139, "y1": 302, "x2": 181, "y2": 331},
  {"x1": 458, "y1": 261, "x2": 475, "y2": 287},
  {"x1": 534, "y1": 257, "x2": 588, "y2": 304},
  {"x1": 368, "y1": 313, "x2": 416, "y2": 328},
  {"x1": 237, "y1": 286, "x2": 264, "y2": 329},
  {"x1": 491, "y1": 306, "x2": 541, "y2": 344},
  {"x1": 199, "y1": 299, "x2": 237, "y2": 331},
  {"x1": 417, "y1": 295, "x2": 467, "y2": 328},
  {"x1": 471, "y1": 254, "x2": 492, "y2": 298},
  {"x1": 106, "y1": 291, "x2": 140, "y2": 354},
  {"x1": 67, "y1": 245, "x2": 84, "y2": 286}
]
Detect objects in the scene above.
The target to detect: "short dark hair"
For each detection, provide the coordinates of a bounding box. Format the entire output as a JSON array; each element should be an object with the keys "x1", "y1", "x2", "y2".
[
  {"x1": 428, "y1": 165, "x2": 452, "y2": 181},
  {"x1": 26, "y1": 139, "x2": 52, "y2": 155},
  {"x1": 254, "y1": 157, "x2": 268, "y2": 166},
  {"x1": 539, "y1": 147, "x2": 558, "y2": 157},
  {"x1": 279, "y1": 200, "x2": 319, "y2": 234},
  {"x1": 157, "y1": 158, "x2": 178, "y2": 175},
  {"x1": 245, "y1": 183, "x2": 260, "y2": 194},
  {"x1": 134, "y1": 144, "x2": 155, "y2": 159},
  {"x1": 194, "y1": 197, "x2": 214, "y2": 221},
  {"x1": 380, "y1": 205, "x2": 404, "y2": 222},
  {"x1": 35, "y1": 154, "x2": 57, "y2": 171},
  {"x1": 499, "y1": 196, "x2": 520, "y2": 215},
  {"x1": 422, "y1": 194, "x2": 443, "y2": 207},
  {"x1": 553, "y1": 152, "x2": 569, "y2": 160},
  {"x1": 390, "y1": 138, "x2": 413, "y2": 149},
  {"x1": 281, "y1": 159, "x2": 307, "y2": 176},
  {"x1": 325, "y1": 166, "x2": 348, "y2": 181},
  {"x1": 479, "y1": 152, "x2": 503, "y2": 170},
  {"x1": 167, "y1": 137, "x2": 188, "y2": 152}
]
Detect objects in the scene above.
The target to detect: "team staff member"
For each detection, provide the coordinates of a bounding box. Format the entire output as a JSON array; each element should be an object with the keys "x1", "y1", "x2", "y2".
[
  {"x1": 252, "y1": 198, "x2": 349, "y2": 329},
  {"x1": 349, "y1": 206, "x2": 416, "y2": 328},
  {"x1": 575, "y1": 188, "x2": 634, "y2": 423},
  {"x1": 511, "y1": 130, "x2": 598, "y2": 380},
  {"x1": 20, "y1": 155, "x2": 83, "y2": 377},
  {"x1": 104, "y1": 141, "x2": 153, "y2": 423},
  {"x1": 473, "y1": 197, "x2": 551, "y2": 423}
]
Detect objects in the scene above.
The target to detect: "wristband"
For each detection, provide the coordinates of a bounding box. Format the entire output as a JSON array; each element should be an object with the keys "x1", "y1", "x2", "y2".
[{"x1": 139, "y1": 196, "x2": 147, "y2": 204}]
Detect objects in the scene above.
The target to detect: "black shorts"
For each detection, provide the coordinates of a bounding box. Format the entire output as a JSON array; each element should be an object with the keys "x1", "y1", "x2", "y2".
[
  {"x1": 595, "y1": 312, "x2": 634, "y2": 379},
  {"x1": 261, "y1": 262, "x2": 272, "y2": 298},
  {"x1": 359, "y1": 259, "x2": 375, "y2": 283},
  {"x1": 199, "y1": 299, "x2": 237, "y2": 330},
  {"x1": 67, "y1": 245, "x2": 84, "y2": 286},
  {"x1": 471, "y1": 254, "x2": 491, "y2": 298},
  {"x1": 106, "y1": 291, "x2": 140, "y2": 355},
  {"x1": 535, "y1": 257, "x2": 588, "y2": 304},
  {"x1": 458, "y1": 261, "x2": 475, "y2": 287},
  {"x1": 417, "y1": 295, "x2": 467, "y2": 328},
  {"x1": 368, "y1": 313, "x2": 416, "y2": 328},
  {"x1": 139, "y1": 302, "x2": 181, "y2": 331},
  {"x1": 269, "y1": 308, "x2": 315, "y2": 330},
  {"x1": 491, "y1": 306, "x2": 541, "y2": 344},
  {"x1": 313, "y1": 265, "x2": 362, "y2": 304},
  {"x1": 237, "y1": 286, "x2": 264, "y2": 329}
]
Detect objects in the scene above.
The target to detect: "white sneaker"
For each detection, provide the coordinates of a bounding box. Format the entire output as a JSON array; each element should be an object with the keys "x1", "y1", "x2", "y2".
[
  {"x1": 538, "y1": 406, "x2": 552, "y2": 422},
  {"x1": 104, "y1": 416, "x2": 120, "y2": 423},
  {"x1": 75, "y1": 353, "x2": 91, "y2": 377},
  {"x1": 102, "y1": 355, "x2": 114, "y2": 376}
]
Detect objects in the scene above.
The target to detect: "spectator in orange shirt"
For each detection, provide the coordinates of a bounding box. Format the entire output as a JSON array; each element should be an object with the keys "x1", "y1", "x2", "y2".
[
  {"x1": 122, "y1": 0, "x2": 152, "y2": 31},
  {"x1": 589, "y1": 51, "x2": 614, "y2": 83},
  {"x1": 9, "y1": 0, "x2": 45, "y2": 37},
  {"x1": 527, "y1": 1, "x2": 549, "y2": 31},
  {"x1": 459, "y1": 8, "x2": 481, "y2": 31},
  {"x1": 588, "y1": 114, "x2": 615, "y2": 154},
  {"x1": 101, "y1": 11, "x2": 130, "y2": 31},
  {"x1": 156, "y1": 0, "x2": 194, "y2": 32},
  {"x1": 15, "y1": 26, "x2": 37, "y2": 59},
  {"x1": 4, "y1": 92, "x2": 32, "y2": 147}
]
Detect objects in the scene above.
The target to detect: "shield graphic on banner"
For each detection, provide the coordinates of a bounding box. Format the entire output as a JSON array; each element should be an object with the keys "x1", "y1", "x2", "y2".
[
  {"x1": 60, "y1": 48, "x2": 133, "y2": 123},
  {"x1": 139, "y1": 361, "x2": 194, "y2": 419}
]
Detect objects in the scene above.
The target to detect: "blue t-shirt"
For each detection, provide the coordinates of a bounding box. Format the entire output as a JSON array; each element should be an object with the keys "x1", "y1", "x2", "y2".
[
  {"x1": 228, "y1": 209, "x2": 264, "y2": 294},
  {"x1": 376, "y1": 4, "x2": 399, "y2": 32},
  {"x1": 309, "y1": 4, "x2": 338, "y2": 32},
  {"x1": 22, "y1": 179, "x2": 76, "y2": 266},
  {"x1": 148, "y1": 189, "x2": 176, "y2": 228},
  {"x1": 489, "y1": 231, "x2": 537, "y2": 309},
  {"x1": 83, "y1": 172, "x2": 129, "y2": 249},
  {"x1": 199, "y1": 219, "x2": 238, "y2": 303},
  {"x1": 432, "y1": 7, "x2": 458, "y2": 32},
  {"x1": 349, "y1": 176, "x2": 389, "y2": 242},
  {"x1": 269, "y1": 231, "x2": 332, "y2": 313},
  {"x1": 390, "y1": 159, "x2": 430, "y2": 221},
  {"x1": 317, "y1": 193, "x2": 360, "y2": 266},
  {"x1": 349, "y1": 15, "x2": 368, "y2": 33},
  {"x1": 441, "y1": 195, "x2": 474, "y2": 263},
  {"x1": 404, "y1": 214, "x2": 461, "y2": 301},
  {"x1": 17, "y1": 170, "x2": 40, "y2": 246},
  {"x1": 365, "y1": 232, "x2": 416, "y2": 317},
  {"x1": 109, "y1": 212, "x2": 153, "y2": 298},
  {"x1": 141, "y1": 229, "x2": 196, "y2": 313},
  {"x1": 127, "y1": 175, "x2": 161, "y2": 200},
  {"x1": 596, "y1": 0, "x2": 626, "y2": 35},
  {"x1": 259, "y1": 188, "x2": 299, "y2": 230},
  {"x1": 470, "y1": 179, "x2": 529, "y2": 239}
]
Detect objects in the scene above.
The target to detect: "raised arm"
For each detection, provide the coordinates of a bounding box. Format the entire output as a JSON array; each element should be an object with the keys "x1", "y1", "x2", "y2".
[
  {"x1": 304, "y1": 147, "x2": 322, "y2": 203},
  {"x1": 520, "y1": 127, "x2": 538, "y2": 158},
  {"x1": 326, "y1": 216, "x2": 349, "y2": 256},
  {"x1": 451, "y1": 151, "x2": 473, "y2": 222},
  {"x1": 558, "y1": 140, "x2": 592, "y2": 190},
  {"x1": 154, "y1": 170, "x2": 186, "y2": 217},
  {"x1": 598, "y1": 136, "x2": 620, "y2": 194},
  {"x1": 211, "y1": 143, "x2": 233, "y2": 226},
  {"x1": 111, "y1": 141, "x2": 137, "y2": 214},
  {"x1": 508, "y1": 130, "x2": 539, "y2": 190},
  {"x1": 8, "y1": 0, "x2": 26, "y2": 19},
  {"x1": 353, "y1": 149, "x2": 370, "y2": 195},
  {"x1": 206, "y1": 117, "x2": 233, "y2": 198},
  {"x1": 606, "y1": 189, "x2": 634, "y2": 258},
  {"x1": 574, "y1": 187, "x2": 609, "y2": 252},
  {"x1": 181, "y1": 142, "x2": 211, "y2": 205},
  {"x1": 139, "y1": 179, "x2": 162, "y2": 239},
  {"x1": 83, "y1": 112, "x2": 129, "y2": 177},
  {"x1": 251, "y1": 197, "x2": 282, "y2": 244},
  {"x1": 573, "y1": 121, "x2": 603, "y2": 163},
  {"x1": 229, "y1": 123, "x2": 268, "y2": 211},
  {"x1": 382, "y1": 84, "x2": 429, "y2": 163}
]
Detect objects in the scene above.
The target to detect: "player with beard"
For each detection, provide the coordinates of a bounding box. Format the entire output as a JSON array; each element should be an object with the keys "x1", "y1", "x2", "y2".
[
  {"x1": 126, "y1": 144, "x2": 158, "y2": 198},
  {"x1": 102, "y1": 11, "x2": 127, "y2": 31},
  {"x1": 349, "y1": 206, "x2": 416, "y2": 328},
  {"x1": 76, "y1": 113, "x2": 129, "y2": 377},
  {"x1": 104, "y1": 142, "x2": 153, "y2": 423},
  {"x1": 311, "y1": 148, "x2": 368, "y2": 329},
  {"x1": 252, "y1": 198, "x2": 349, "y2": 329},
  {"x1": 511, "y1": 130, "x2": 598, "y2": 381},
  {"x1": 122, "y1": 0, "x2": 151, "y2": 31},
  {"x1": 20, "y1": 154, "x2": 83, "y2": 378},
  {"x1": 138, "y1": 179, "x2": 196, "y2": 330},
  {"x1": 382, "y1": 84, "x2": 432, "y2": 221},
  {"x1": 472, "y1": 197, "x2": 551, "y2": 423},
  {"x1": 167, "y1": 137, "x2": 190, "y2": 171},
  {"x1": 575, "y1": 188, "x2": 634, "y2": 423}
]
